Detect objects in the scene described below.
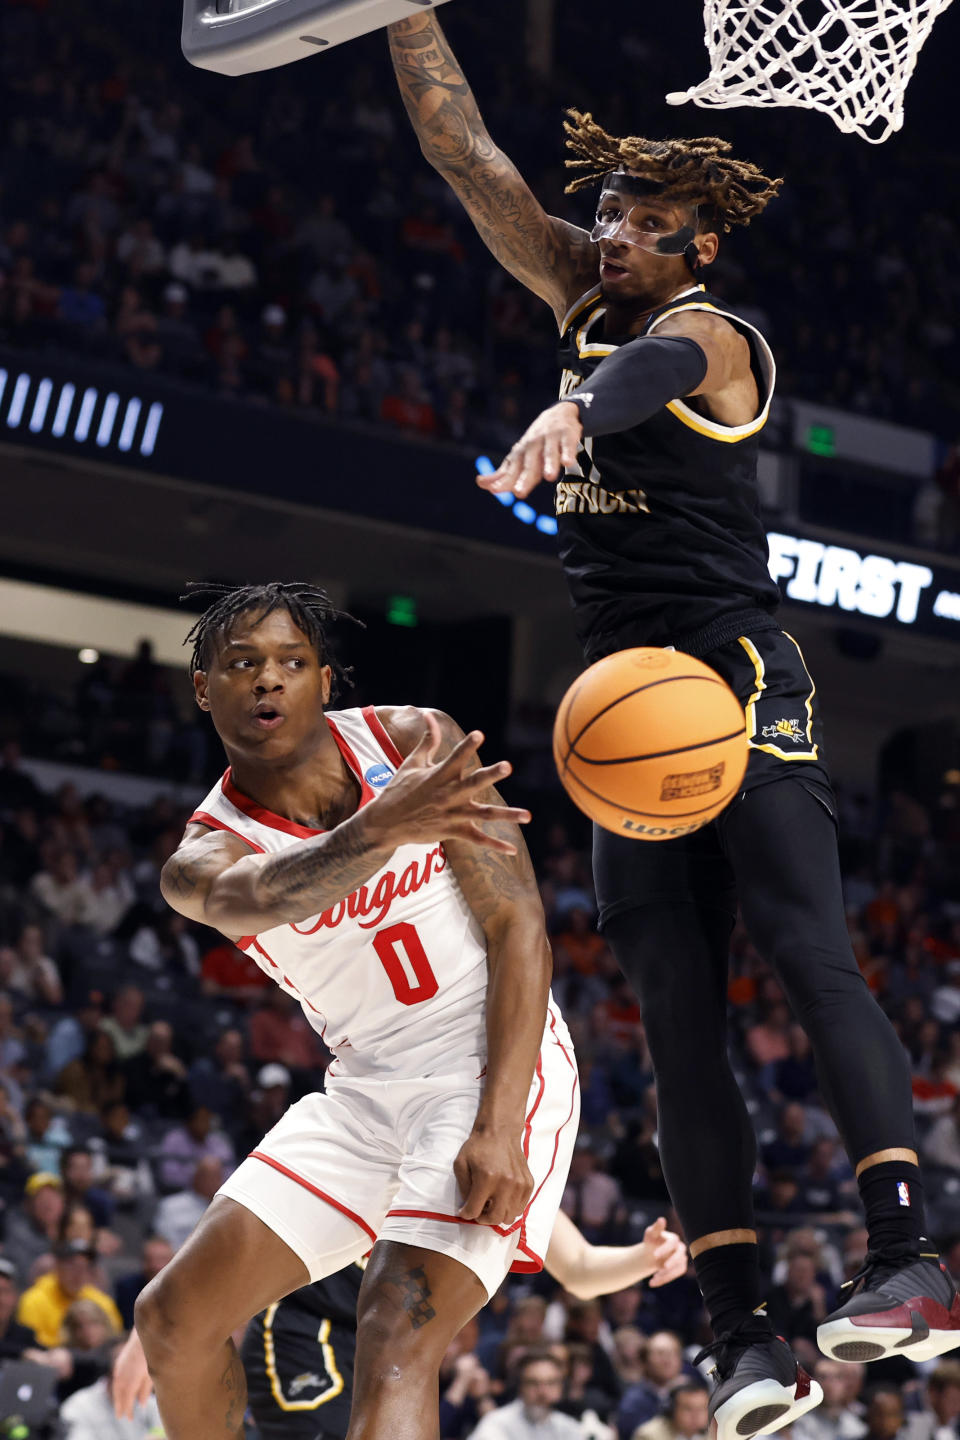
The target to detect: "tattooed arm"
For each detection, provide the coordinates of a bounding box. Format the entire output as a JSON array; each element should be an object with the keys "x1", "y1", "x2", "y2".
[
  {"x1": 381, "y1": 705, "x2": 552, "y2": 1229},
  {"x1": 388, "y1": 13, "x2": 596, "y2": 322},
  {"x1": 160, "y1": 714, "x2": 530, "y2": 941}
]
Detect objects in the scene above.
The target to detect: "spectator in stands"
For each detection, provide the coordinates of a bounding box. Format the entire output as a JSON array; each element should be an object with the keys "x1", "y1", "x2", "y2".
[
  {"x1": 22, "y1": 1097, "x2": 70, "y2": 1175},
  {"x1": 55, "y1": 1029, "x2": 126, "y2": 1114},
  {"x1": 200, "y1": 937, "x2": 271, "y2": 1002},
  {"x1": 82, "y1": 860, "x2": 134, "y2": 938},
  {"x1": 0, "y1": 991, "x2": 26, "y2": 1070},
  {"x1": 924, "y1": 1093, "x2": 960, "y2": 1172},
  {"x1": 156, "y1": 1104, "x2": 234, "y2": 1192},
  {"x1": 60, "y1": 1146, "x2": 116, "y2": 1231},
  {"x1": 862, "y1": 1388, "x2": 907, "y2": 1440},
  {"x1": 761, "y1": 1101, "x2": 813, "y2": 1173},
  {"x1": 16, "y1": 1238, "x2": 121, "y2": 1347},
  {"x1": 114, "y1": 1235, "x2": 174, "y2": 1331},
  {"x1": 187, "y1": 1026, "x2": 250, "y2": 1131},
  {"x1": 45, "y1": 991, "x2": 105, "y2": 1081},
  {"x1": 380, "y1": 365, "x2": 438, "y2": 436},
  {"x1": 0, "y1": 739, "x2": 42, "y2": 812},
  {"x1": 561, "y1": 1137, "x2": 624, "y2": 1244},
  {"x1": 29, "y1": 847, "x2": 95, "y2": 927},
  {"x1": 99, "y1": 985, "x2": 148, "y2": 1062},
  {"x1": 0, "y1": 1256, "x2": 38, "y2": 1360},
  {"x1": 470, "y1": 1349, "x2": 584, "y2": 1440},
  {"x1": 635, "y1": 1382, "x2": 710, "y2": 1440},
  {"x1": 766, "y1": 1251, "x2": 829, "y2": 1344},
  {"x1": 59, "y1": 1297, "x2": 119, "y2": 1399},
  {"x1": 59, "y1": 1335, "x2": 164, "y2": 1440},
  {"x1": 797, "y1": 1138, "x2": 857, "y2": 1219},
  {"x1": 249, "y1": 987, "x2": 324, "y2": 1074},
  {"x1": 154, "y1": 1155, "x2": 224, "y2": 1251},
  {"x1": 0, "y1": 923, "x2": 63, "y2": 1006},
  {"x1": 562, "y1": 1300, "x2": 621, "y2": 1412},
  {"x1": 794, "y1": 1358, "x2": 867, "y2": 1440},
  {"x1": 617, "y1": 1331, "x2": 687, "y2": 1440},
  {"x1": 903, "y1": 1363, "x2": 960, "y2": 1440},
  {"x1": 439, "y1": 1326, "x2": 496, "y2": 1440},
  {"x1": 58, "y1": 1203, "x2": 115, "y2": 1292},
  {"x1": 123, "y1": 1019, "x2": 190, "y2": 1119},
  {"x1": 5, "y1": 1171, "x2": 65, "y2": 1282}
]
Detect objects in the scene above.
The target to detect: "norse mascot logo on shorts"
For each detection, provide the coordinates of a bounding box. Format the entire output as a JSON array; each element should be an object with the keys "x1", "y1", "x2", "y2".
[{"x1": 761, "y1": 717, "x2": 806, "y2": 745}]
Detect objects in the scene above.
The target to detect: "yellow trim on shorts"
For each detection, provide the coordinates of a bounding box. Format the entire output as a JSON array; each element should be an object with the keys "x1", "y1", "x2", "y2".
[
  {"x1": 262, "y1": 1308, "x2": 344, "y2": 1412},
  {"x1": 738, "y1": 634, "x2": 818, "y2": 761}
]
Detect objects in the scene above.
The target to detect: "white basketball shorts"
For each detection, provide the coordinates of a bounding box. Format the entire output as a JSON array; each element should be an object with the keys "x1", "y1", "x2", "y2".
[{"x1": 218, "y1": 1013, "x2": 579, "y2": 1300}]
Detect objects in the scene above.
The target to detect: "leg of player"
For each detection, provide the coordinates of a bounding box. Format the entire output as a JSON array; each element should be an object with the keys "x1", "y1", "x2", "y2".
[
  {"x1": 134, "y1": 1197, "x2": 314, "y2": 1440},
  {"x1": 719, "y1": 779, "x2": 960, "y2": 1361},
  {"x1": 603, "y1": 900, "x2": 821, "y2": 1440},
  {"x1": 347, "y1": 1241, "x2": 487, "y2": 1440}
]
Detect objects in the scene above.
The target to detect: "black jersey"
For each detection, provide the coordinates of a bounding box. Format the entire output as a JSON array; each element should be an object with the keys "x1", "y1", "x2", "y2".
[
  {"x1": 242, "y1": 1263, "x2": 363, "y2": 1439},
  {"x1": 555, "y1": 283, "x2": 781, "y2": 661}
]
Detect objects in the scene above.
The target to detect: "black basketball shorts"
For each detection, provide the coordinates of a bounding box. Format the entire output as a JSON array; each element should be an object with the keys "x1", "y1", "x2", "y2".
[{"x1": 593, "y1": 627, "x2": 835, "y2": 928}]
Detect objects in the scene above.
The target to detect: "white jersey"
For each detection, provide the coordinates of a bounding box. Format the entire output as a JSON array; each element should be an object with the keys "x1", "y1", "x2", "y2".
[{"x1": 191, "y1": 706, "x2": 529, "y2": 1080}]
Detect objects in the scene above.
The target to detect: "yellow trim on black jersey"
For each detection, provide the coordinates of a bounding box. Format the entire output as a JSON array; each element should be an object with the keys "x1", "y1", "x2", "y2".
[
  {"x1": 738, "y1": 634, "x2": 818, "y2": 761},
  {"x1": 575, "y1": 306, "x2": 616, "y2": 359},
  {"x1": 262, "y1": 1308, "x2": 345, "y2": 1412},
  {"x1": 650, "y1": 301, "x2": 776, "y2": 444},
  {"x1": 560, "y1": 285, "x2": 602, "y2": 337}
]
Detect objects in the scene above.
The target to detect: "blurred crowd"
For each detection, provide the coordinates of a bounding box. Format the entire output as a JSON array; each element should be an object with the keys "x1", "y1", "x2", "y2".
[
  {"x1": 0, "y1": 0, "x2": 958, "y2": 481},
  {"x1": 1, "y1": 702, "x2": 960, "y2": 1436}
]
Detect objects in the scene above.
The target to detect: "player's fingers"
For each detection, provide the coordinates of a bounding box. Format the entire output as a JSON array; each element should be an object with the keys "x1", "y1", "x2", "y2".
[
  {"x1": 542, "y1": 429, "x2": 561, "y2": 482},
  {"x1": 644, "y1": 1217, "x2": 667, "y2": 1244},
  {"x1": 137, "y1": 1375, "x2": 155, "y2": 1407},
  {"x1": 431, "y1": 728, "x2": 484, "y2": 779},
  {"x1": 468, "y1": 802, "x2": 531, "y2": 824},
  {"x1": 461, "y1": 758, "x2": 511, "y2": 790},
  {"x1": 514, "y1": 443, "x2": 544, "y2": 498},
  {"x1": 559, "y1": 428, "x2": 579, "y2": 470},
  {"x1": 459, "y1": 1177, "x2": 493, "y2": 1222}
]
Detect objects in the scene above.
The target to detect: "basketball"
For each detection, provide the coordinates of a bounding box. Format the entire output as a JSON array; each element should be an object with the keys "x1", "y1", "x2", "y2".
[{"x1": 553, "y1": 648, "x2": 749, "y2": 840}]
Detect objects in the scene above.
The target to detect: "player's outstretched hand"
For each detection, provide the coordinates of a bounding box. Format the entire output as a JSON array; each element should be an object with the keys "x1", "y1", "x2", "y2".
[
  {"x1": 477, "y1": 401, "x2": 583, "y2": 499},
  {"x1": 112, "y1": 1328, "x2": 153, "y2": 1419},
  {"x1": 363, "y1": 712, "x2": 530, "y2": 855},
  {"x1": 454, "y1": 1125, "x2": 534, "y2": 1228},
  {"x1": 641, "y1": 1216, "x2": 688, "y2": 1288}
]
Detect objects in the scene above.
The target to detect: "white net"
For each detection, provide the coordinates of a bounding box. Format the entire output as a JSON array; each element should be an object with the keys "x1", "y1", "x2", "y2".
[{"x1": 666, "y1": 0, "x2": 955, "y2": 143}]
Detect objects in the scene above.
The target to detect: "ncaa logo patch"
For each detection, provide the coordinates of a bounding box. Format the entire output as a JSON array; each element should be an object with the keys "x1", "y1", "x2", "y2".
[{"x1": 365, "y1": 763, "x2": 393, "y2": 789}]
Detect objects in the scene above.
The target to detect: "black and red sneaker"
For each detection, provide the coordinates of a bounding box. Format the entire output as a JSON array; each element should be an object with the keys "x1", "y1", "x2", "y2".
[
  {"x1": 696, "y1": 1315, "x2": 823, "y2": 1440},
  {"x1": 818, "y1": 1251, "x2": 960, "y2": 1363}
]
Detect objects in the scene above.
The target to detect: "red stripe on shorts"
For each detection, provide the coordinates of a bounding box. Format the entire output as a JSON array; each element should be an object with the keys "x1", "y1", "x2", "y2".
[{"x1": 249, "y1": 1151, "x2": 378, "y2": 1244}]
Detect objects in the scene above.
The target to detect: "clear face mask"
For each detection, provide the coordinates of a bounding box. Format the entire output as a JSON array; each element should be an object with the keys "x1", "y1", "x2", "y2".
[{"x1": 590, "y1": 172, "x2": 699, "y2": 259}]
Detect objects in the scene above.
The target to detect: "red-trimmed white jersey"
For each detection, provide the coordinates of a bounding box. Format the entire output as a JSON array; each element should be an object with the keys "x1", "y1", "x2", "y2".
[{"x1": 191, "y1": 706, "x2": 562, "y2": 1080}]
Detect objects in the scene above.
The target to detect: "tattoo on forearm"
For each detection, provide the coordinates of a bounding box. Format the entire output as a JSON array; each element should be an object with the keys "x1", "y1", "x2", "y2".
[
  {"x1": 389, "y1": 15, "x2": 595, "y2": 300},
  {"x1": 257, "y1": 826, "x2": 388, "y2": 918},
  {"x1": 399, "y1": 1266, "x2": 437, "y2": 1330}
]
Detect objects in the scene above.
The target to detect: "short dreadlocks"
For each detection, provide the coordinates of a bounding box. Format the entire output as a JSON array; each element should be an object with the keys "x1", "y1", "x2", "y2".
[
  {"x1": 182, "y1": 580, "x2": 362, "y2": 700},
  {"x1": 563, "y1": 110, "x2": 782, "y2": 231}
]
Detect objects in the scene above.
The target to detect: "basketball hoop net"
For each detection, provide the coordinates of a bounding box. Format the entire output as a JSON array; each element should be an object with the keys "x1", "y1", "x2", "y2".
[{"x1": 666, "y1": 0, "x2": 954, "y2": 143}]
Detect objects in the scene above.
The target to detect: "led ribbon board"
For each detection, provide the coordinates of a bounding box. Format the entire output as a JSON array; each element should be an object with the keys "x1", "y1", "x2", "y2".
[{"x1": 0, "y1": 367, "x2": 163, "y2": 458}]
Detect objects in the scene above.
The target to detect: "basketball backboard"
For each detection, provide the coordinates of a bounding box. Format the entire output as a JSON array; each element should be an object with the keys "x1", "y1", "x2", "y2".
[{"x1": 182, "y1": 0, "x2": 454, "y2": 76}]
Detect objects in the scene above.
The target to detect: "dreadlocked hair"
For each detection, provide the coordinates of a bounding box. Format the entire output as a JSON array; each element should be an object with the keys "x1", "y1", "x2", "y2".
[
  {"x1": 562, "y1": 110, "x2": 782, "y2": 231},
  {"x1": 181, "y1": 580, "x2": 363, "y2": 700}
]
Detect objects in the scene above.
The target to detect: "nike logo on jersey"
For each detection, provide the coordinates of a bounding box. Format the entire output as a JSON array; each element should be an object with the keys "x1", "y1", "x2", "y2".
[{"x1": 291, "y1": 845, "x2": 447, "y2": 935}]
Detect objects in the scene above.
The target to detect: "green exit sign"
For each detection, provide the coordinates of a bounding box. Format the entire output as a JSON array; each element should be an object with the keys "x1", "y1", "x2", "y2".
[
  {"x1": 806, "y1": 424, "x2": 836, "y2": 458},
  {"x1": 386, "y1": 595, "x2": 418, "y2": 628}
]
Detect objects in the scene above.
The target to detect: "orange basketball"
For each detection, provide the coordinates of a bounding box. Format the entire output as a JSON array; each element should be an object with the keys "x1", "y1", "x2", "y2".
[{"x1": 553, "y1": 648, "x2": 748, "y2": 840}]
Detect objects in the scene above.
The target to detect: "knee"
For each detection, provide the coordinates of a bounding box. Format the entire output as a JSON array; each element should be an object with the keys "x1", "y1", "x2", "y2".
[
  {"x1": 355, "y1": 1293, "x2": 442, "y2": 1380},
  {"x1": 136, "y1": 1267, "x2": 221, "y2": 1370}
]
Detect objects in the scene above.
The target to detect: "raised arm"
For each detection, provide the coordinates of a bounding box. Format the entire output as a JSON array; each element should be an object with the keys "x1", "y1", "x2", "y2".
[
  {"x1": 388, "y1": 13, "x2": 596, "y2": 321},
  {"x1": 160, "y1": 714, "x2": 530, "y2": 941}
]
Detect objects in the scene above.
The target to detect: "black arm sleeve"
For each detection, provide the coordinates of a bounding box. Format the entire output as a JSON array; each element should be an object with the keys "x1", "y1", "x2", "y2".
[{"x1": 566, "y1": 335, "x2": 708, "y2": 437}]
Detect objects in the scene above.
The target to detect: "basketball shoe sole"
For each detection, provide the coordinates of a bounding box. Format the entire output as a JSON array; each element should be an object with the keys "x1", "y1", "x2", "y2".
[
  {"x1": 818, "y1": 1254, "x2": 960, "y2": 1363},
  {"x1": 710, "y1": 1336, "x2": 823, "y2": 1440}
]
